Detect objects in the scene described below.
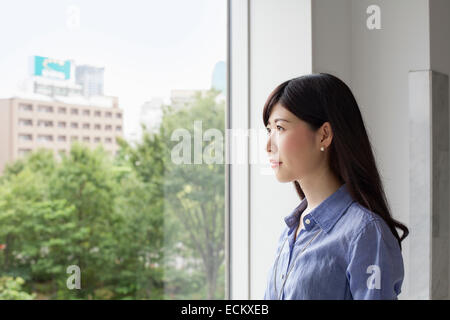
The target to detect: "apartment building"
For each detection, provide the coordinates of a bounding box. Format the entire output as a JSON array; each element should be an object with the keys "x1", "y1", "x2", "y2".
[{"x1": 0, "y1": 94, "x2": 124, "y2": 173}]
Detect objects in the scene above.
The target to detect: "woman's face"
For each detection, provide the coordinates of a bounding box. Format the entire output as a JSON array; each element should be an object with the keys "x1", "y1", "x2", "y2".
[{"x1": 266, "y1": 103, "x2": 324, "y2": 183}]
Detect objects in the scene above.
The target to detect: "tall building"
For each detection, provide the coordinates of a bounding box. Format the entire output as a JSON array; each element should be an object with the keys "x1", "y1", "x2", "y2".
[
  {"x1": 211, "y1": 60, "x2": 226, "y2": 93},
  {"x1": 0, "y1": 93, "x2": 123, "y2": 173},
  {"x1": 28, "y1": 77, "x2": 83, "y2": 97},
  {"x1": 170, "y1": 89, "x2": 209, "y2": 110},
  {"x1": 27, "y1": 56, "x2": 83, "y2": 97},
  {"x1": 129, "y1": 60, "x2": 227, "y2": 144},
  {"x1": 0, "y1": 55, "x2": 124, "y2": 174},
  {"x1": 127, "y1": 98, "x2": 165, "y2": 145},
  {"x1": 140, "y1": 98, "x2": 164, "y2": 133},
  {"x1": 75, "y1": 65, "x2": 105, "y2": 97}
]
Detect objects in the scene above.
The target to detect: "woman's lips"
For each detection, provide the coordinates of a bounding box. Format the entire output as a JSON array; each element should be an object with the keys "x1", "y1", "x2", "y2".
[{"x1": 270, "y1": 161, "x2": 282, "y2": 168}]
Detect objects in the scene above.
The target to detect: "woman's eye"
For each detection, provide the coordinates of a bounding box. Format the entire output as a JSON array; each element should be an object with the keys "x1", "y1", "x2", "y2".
[{"x1": 266, "y1": 126, "x2": 284, "y2": 134}]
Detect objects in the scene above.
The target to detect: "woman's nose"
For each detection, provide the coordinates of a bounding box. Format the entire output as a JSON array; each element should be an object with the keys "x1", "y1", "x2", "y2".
[{"x1": 266, "y1": 133, "x2": 277, "y2": 153}]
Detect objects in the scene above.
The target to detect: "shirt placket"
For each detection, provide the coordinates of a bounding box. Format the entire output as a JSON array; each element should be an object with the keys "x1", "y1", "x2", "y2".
[{"x1": 280, "y1": 215, "x2": 314, "y2": 299}]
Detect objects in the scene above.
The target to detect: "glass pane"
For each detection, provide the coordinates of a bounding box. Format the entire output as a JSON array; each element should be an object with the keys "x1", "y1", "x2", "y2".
[{"x1": 0, "y1": 0, "x2": 227, "y2": 300}]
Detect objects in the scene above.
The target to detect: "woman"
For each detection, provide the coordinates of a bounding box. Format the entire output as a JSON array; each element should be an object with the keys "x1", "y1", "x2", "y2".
[{"x1": 263, "y1": 73, "x2": 409, "y2": 300}]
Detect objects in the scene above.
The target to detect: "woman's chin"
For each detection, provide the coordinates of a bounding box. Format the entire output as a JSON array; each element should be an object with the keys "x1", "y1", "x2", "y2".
[{"x1": 274, "y1": 172, "x2": 293, "y2": 183}]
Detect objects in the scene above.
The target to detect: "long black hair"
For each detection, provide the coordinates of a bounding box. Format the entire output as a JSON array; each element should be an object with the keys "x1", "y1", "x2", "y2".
[{"x1": 262, "y1": 73, "x2": 409, "y2": 250}]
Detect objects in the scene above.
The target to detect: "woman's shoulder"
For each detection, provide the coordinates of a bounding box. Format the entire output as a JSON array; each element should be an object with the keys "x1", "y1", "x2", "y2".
[
  {"x1": 340, "y1": 202, "x2": 398, "y2": 249},
  {"x1": 344, "y1": 202, "x2": 378, "y2": 228}
]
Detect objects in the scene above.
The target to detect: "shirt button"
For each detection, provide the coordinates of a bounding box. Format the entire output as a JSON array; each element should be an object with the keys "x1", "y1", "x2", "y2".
[
  {"x1": 281, "y1": 274, "x2": 285, "y2": 280},
  {"x1": 305, "y1": 218, "x2": 310, "y2": 225}
]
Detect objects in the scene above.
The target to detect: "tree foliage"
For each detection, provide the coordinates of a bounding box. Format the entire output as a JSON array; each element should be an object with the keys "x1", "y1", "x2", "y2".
[{"x1": 0, "y1": 88, "x2": 225, "y2": 300}]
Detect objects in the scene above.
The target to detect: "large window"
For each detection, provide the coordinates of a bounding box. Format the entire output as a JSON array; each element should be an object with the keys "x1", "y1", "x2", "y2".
[{"x1": 0, "y1": 0, "x2": 227, "y2": 300}]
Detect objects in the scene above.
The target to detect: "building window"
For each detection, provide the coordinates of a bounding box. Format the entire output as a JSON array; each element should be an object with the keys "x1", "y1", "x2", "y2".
[
  {"x1": 83, "y1": 137, "x2": 90, "y2": 142},
  {"x1": 94, "y1": 111, "x2": 101, "y2": 117},
  {"x1": 94, "y1": 124, "x2": 101, "y2": 130},
  {"x1": 70, "y1": 122, "x2": 79, "y2": 129},
  {"x1": 116, "y1": 113, "x2": 122, "y2": 119},
  {"x1": 57, "y1": 135, "x2": 67, "y2": 142},
  {"x1": 105, "y1": 137, "x2": 112, "y2": 143},
  {"x1": 105, "y1": 112, "x2": 112, "y2": 118},
  {"x1": 18, "y1": 134, "x2": 33, "y2": 141},
  {"x1": 105, "y1": 125, "x2": 112, "y2": 131},
  {"x1": 18, "y1": 103, "x2": 33, "y2": 112},
  {"x1": 18, "y1": 149, "x2": 32, "y2": 156},
  {"x1": 71, "y1": 108, "x2": 79, "y2": 115},
  {"x1": 37, "y1": 120, "x2": 54, "y2": 127},
  {"x1": 18, "y1": 119, "x2": 33, "y2": 126},
  {"x1": 83, "y1": 109, "x2": 91, "y2": 116},
  {"x1": 82, "y1": 123, "x2": 90, "y2": 129},
  {"x1": 55, "y1": 87, "x2": 67, "y2": 96},
  {"x1": 116, "y1": 125, "x2": 122, "y2": 131},
  {"x1": 37, "y1": 134, "x2": 53, "y2": 142},
  {"x1": 58, "y1": 107, "x2": 67, "y2": 114},
  {"x1": 58, "y1": 121, "x2": 67, "y2": 128},
  {"x1": 38, "y1": 105, "x2": 53, "y2": 113},
  {"x1": 94, "y1": 137, "x2": 101, "y2": 143},
  {"x1": 71, "y1": 136, "x2": 79, "y2": 142}
]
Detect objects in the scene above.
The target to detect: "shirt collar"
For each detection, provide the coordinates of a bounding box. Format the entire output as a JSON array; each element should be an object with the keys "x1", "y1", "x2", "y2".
[{"x1": 283, "y1": 183, "x2": 355, "y2": 233}]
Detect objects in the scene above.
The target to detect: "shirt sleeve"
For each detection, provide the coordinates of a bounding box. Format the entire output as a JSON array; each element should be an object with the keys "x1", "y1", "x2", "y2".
[{"x1": 345, "y1": 219, "x2": 404, "y2": 300}]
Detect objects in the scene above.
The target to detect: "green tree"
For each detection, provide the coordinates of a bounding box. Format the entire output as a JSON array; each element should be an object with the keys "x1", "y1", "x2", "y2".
[
  {"x1": 0, "y1": 88, "x2": 226, "y2": 300},
  {"x1": 115, "y1": 129, "x2": 166, "y2": 299},
  {"x1": 160, "y1": 88, "x2": 226, "y2": 299},
  {"x1": 0, "y1": 276, "x2": 35, "y2": 300},
  {"x1": 0, "y1": 143, "x2": 169, "y2": 300},
  {"x1": 0, "y1": 152, "x2": 78, "y2": 298},
  {"x1": 46, "y1": 143, "x2": 120, "y2": 298}
]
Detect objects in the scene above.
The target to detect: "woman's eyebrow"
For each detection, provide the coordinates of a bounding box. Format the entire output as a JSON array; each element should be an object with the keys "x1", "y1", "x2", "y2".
[{"x1": 267, "y1": 118, "x2": 290, "y2": 125}]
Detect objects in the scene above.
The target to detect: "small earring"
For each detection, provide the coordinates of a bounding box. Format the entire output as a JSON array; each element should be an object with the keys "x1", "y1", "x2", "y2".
[{"x1": 320, "y1": 147, "x2": 325, "y2": 152}]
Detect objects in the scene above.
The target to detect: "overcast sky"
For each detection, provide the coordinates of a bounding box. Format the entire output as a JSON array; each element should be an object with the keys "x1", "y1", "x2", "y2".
[{"x1": 0, "y1": 0, "x2": 227, "y2": 138}]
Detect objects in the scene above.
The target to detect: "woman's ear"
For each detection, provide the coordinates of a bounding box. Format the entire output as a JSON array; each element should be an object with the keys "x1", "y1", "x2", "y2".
[{"x1": 319, "y1": 122, "x2": 333, "y2": 146}]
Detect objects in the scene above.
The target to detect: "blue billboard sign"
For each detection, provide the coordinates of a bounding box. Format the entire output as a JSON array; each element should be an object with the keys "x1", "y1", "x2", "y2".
[{"x1": 33, "y1": 56, "x2": 71, "y2": 80}]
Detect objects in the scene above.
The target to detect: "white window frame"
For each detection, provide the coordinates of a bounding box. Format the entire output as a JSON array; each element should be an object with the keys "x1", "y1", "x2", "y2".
[
  {"x1": 228, "y1": 0, "x2": 250, "y2": 300},
  {"x1": 229, "y1": 0, "x2": 312, "y2": 299}
]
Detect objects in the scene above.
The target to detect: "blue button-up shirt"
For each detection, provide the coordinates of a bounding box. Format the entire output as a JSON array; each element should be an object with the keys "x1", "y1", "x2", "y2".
[{"x1": 264, "y1": 183, "x2": 404, "y2": 300}]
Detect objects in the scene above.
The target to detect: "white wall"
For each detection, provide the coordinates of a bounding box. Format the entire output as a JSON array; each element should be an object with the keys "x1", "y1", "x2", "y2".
[
  {"x1": 311, "y1": 0, "x2": 352, "y2": 85},
  {"x1": 430, "y1": 0, "x2": 450, "y2": 75},
  {"x1": 311, "y1": 0, "x2": 431, "y2": 299}
]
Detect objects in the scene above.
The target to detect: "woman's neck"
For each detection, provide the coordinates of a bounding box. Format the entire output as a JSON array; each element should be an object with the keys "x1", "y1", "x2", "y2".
[{"x1": 297, "y1": 169, "x2": 342, "y2": 210}]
